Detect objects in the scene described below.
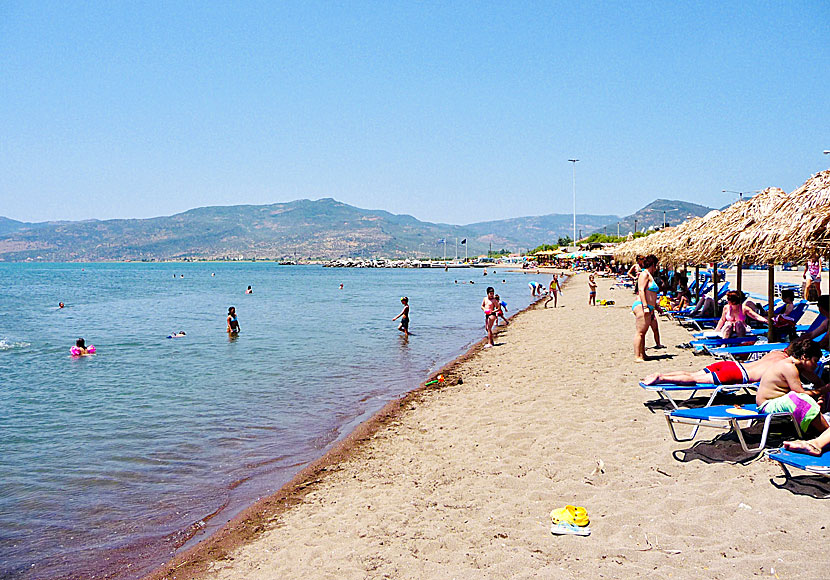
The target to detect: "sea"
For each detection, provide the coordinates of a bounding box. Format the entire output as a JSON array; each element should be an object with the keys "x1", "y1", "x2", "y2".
[{"x1": 0, "y1": 262, "x2": 543, "y2": 579}]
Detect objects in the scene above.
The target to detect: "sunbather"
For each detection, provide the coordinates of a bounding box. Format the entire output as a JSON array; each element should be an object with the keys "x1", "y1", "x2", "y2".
[
  {"x1": 756, "y1": 338, "x2": 829, "y2": 436},
  {"x1": 714, "y1": 290, "x2": 768, "y2": 338},
  {"x1": 784, "y1": 425, "x2": 830, "y2": 456},
  {"x1": 687, "y1": 295, "x2": 715, "y2": 319},
  {"x1": 642, "y1": 348, "x2": 788, "y2": 386}
]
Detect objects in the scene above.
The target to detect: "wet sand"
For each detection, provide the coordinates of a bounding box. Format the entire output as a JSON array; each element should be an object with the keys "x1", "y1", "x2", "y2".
[{"x1": 147, "y1": 271, "x2": 830, "y2": 580}]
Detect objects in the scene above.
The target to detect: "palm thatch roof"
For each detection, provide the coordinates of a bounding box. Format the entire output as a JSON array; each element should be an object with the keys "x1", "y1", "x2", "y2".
[
  {"x1": 752, "y1": 169, "x2": 830, "y2": 263},
  {"x1": 684, "y1": 187, "x2": 788, "y2": 264},
  {"x1": 613, "y1": 211, "x2": 721, "y2": 264}
]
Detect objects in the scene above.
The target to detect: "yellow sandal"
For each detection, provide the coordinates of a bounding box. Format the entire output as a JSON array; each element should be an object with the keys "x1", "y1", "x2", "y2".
[{"x1": 550, "y1": 505, "x2": 589, "y2": 527}]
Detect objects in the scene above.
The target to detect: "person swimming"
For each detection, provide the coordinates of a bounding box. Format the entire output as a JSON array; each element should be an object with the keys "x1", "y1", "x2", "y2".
[
  {"x1": 245, "y1": 286, "x2": 253, "y2": 294},
  {"x1": 168, "y1": 331, "x2": 186, "y2": 338},
  {"x1": 70, "y1": 337, "x2": 95, "y2": 356},
  {"x1": 227, "y1": 307, "x2": 240, "y2": 333},
  {"x1": 59, "y1": 302, "x2": 64, "y2": 308}
]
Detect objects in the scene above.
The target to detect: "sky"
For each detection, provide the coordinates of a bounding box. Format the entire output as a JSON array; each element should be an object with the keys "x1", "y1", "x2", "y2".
[{"x1": 1, "y1": 1, "x2": 828, "y2": 225}]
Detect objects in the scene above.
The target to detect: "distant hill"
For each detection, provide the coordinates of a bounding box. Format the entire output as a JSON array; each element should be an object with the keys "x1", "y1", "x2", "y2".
[
  {"x1": 0, "y1": 198, "x2": 713, "y2": 262},
  {"x1": 465, "y1": 213, "x2": 620, "y2": 250},
  {"x1": 597, "y1": 199, "x2": 715, "y2": 236}
]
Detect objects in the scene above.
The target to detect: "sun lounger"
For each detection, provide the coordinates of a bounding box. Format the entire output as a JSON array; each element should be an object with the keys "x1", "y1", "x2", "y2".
[
  {"x1": 692, "y1": 324, "x2": 811, "y2": 339},
  {"x1": 640, "y1": 381, "x2": 756, "y2": 410},
  {"x1": 689, "y1": 336, "x2": 759, "y2": 352},
  {"x1": 766, "y1": 448, "x2": 830, "y2": 476},
  {"x1": 665, "y1": 404, "x2": 803, "y2": 454},
  {"x1": 708, "y1": 333, "x2": 828, "y2": 360}
]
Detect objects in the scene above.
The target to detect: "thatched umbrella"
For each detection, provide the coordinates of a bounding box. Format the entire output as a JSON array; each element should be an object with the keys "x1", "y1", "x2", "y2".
[
  {"x1": 752, "y1": 169, "x2": 830, "y2": 264},
  {"x1": 684, "y1": 188, "x2": 790, "y2": 329}
]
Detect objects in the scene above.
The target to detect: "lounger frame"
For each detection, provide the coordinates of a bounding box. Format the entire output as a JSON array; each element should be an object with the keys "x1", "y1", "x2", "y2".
[{"x1": 664, "y1": 404, "x2": 803, "y2": 454}]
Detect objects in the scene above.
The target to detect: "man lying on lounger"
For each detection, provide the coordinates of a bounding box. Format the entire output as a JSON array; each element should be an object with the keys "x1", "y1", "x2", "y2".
[
  {"x1": 642, "y1": 349, "x2": 788, "y2": 386},
  {"x1": 756, "y1": 338, "x2": 829, "y2": 437}
]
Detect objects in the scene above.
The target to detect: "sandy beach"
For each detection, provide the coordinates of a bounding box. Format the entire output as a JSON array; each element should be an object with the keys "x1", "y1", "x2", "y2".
[{"x1": 148, "y1": 270, "x2": 830, "y2": 580}]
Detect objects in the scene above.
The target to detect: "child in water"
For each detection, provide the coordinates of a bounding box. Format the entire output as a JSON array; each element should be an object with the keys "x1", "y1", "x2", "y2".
[
  {"x1": 481, "y1": 287, "x2": 500, "y2": 347},
  {"x1": 71, "y1": 337, "x2": 95, "y2": 356},
  {"x1": 494, "y1": 294, "x2": 509, "y2": 326},
  {"x1": 227, "y1": 307, "x2": 240, "y2": 333},
  {"x1": 393, "y1": 297, "x2": 410, "y2": 336}
]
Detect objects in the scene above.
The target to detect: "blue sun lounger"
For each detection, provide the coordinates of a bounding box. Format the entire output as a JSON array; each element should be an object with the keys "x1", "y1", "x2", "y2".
[
  {"x1": 640, "y1": 382, "x2": 756, "y2": 410},
  {"x1": 708, "y1": 333, "x2": 828, "y2": 361},
  {"x1": 766, "y1": 448, "x2": 830, "y2": 476},
  {"x1": 665, "y1": 404, "x2": 803, "y2": 454}
]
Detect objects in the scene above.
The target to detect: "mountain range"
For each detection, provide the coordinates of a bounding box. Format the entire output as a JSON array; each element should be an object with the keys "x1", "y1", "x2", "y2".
[{"x1": 0, "y1": 198, "x2": 715, "y2": 262}]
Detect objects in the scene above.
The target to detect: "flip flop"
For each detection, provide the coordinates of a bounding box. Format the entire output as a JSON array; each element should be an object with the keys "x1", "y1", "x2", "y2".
[
  {"x1": 551, "y1": 522, "x2": 591, "y2": 536},
  {"x1": 550, "y1": 505, "x2": 589, "y2": 527}
]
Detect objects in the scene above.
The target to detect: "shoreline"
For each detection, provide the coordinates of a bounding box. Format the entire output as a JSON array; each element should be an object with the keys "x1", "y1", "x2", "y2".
[
  {"x1": 144, "y1": 271, "x2": 830, "y2": 579},
  {"x1": 142, "y1": 278, "x2": 569, "y2": 580}
]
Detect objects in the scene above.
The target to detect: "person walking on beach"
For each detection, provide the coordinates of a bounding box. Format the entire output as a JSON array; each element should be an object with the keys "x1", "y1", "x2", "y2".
[
  {"x1": 227, "y1": 306, "x2": 240, "y2": 334},
  {"x1": 804, "y1": 255, "x2": 822, "y2": 300},
  {"x1": 544, "y1": 274, "x2": 561, "y2": 308},
  {"x1": 588, "y1": 274, "x2": 597, "y2": 306},
  {"x1": 632, "y1": 255, "x2": 664, "y2": 361},
  {"x1": 392, "y1": 297, "x2": 410, "y2": 336},
  {"x1": 481, "y1": 286, "x2": 499, "y2": 347}
]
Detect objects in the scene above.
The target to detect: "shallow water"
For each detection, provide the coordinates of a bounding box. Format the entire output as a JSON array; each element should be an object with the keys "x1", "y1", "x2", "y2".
[{"x1": 0, "y1": 263, "x2": 539, "y2": 579}]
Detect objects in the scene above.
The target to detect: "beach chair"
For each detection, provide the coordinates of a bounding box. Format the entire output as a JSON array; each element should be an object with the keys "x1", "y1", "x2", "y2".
[
  {"x1": 689, "y1": 336, "x2": 759, "y2": 352},
  {"x1": 640, "y1": 382, "x2": 756, "y2": 410},
  {"x1": 664, "y1": 404, "x2": 803, "y2": 454},
  {"x1": 766, "y1": 448, "x2": 830, "y2": 476},
  {"x1": 708, "y1": 332, "x2": 828, "y2": 361}
]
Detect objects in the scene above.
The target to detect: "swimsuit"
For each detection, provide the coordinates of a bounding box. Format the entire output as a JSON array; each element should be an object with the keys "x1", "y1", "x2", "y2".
[
  {"x1": 631, "y1": 301, "x2": 651, "y2": 313},
  {"x1": 229, "y1": 315, "x2": 239, "y2": 332},
  {"x1": 647, "y1": 281, "x2": 659, "y2": 292},
  {"x1": 703, "y1": 360, "x2": 748, "y2": 385},
  {"x1": 759, "y1": 392, "x2": 819, "y2": 432}
]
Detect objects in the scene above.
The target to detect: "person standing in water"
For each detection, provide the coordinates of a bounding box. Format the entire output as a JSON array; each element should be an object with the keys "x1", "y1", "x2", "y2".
[
  {"x1": 245, "y1": 286, "x2": 252, "y2": 294},
  {"x1": 392, "y1": 297, "x2": 410, "y2": 336},
  {"x1": 227, "y1": 306, "x2": 240, "y2": 333},
  {"x1": 481, "y1": 287, "x2": 499, "y2": 347}
]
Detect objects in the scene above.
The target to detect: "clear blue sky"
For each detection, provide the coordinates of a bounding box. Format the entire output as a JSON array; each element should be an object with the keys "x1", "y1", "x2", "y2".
[{"x1": 1, "y1": 1, "x2": 828, "y2": 225}]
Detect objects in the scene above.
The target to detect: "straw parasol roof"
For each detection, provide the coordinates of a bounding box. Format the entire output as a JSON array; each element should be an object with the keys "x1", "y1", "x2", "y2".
[
  {"x1": 684, "y1": 187, "x2": 788, "y2": 264},
  {"x1": 753, "y1": 169, "x2": 830, "y2": 263},
  {"x1": 614, "y1": 210, "x2": 722, "y2": 265}
]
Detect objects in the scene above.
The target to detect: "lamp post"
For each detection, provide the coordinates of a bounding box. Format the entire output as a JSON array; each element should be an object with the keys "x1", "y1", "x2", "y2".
[
  {"x1": 722, "y1": 189, "x2": 761, "y2": 202},
  {"x1": 568, "y1": 159, "x2": 579, "y2": 248},
  {"x1": 663, "y1": 210, "x2": 667, "y2": 229},
  {"x1": 634, "y1": 219, "x2": 638, "y2": 234}
]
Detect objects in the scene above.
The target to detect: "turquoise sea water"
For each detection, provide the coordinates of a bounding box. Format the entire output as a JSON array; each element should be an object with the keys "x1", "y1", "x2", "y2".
[{"x1": 0, "y1": 263, "x2": 537, "y2": 579}]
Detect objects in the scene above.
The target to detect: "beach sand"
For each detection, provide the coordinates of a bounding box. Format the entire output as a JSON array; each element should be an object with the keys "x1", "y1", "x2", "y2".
[{"x1": 148, "y1": 271, "x2": 830, "y2": 580}]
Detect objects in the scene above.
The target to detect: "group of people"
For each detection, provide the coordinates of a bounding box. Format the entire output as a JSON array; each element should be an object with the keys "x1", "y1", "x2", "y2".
[
  {"x1": 633, "y1": 247, "x2": 830, "y2": 456},
  {"x1": 645, "y1": 335, "x2": 830, "y2": 457}
]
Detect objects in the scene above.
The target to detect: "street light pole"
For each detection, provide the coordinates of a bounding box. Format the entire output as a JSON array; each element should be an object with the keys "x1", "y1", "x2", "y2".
[
  {"x1": 722, "y1": 189, "x2": 761, "y2": 202},
  {"x1": 568, "y1": 159, "x2": 579, "y2": 247}
]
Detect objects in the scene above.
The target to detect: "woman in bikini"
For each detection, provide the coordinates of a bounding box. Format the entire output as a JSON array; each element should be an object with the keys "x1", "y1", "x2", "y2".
[
  {"x1": 227, "y1": 306, "x2": 240, "y2": 334},
  {"x1": 633, "y1": 254, "x2": 663, "y2": 361}
]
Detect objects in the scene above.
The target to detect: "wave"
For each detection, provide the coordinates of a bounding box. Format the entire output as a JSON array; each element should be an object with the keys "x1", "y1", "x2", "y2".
[{"x1": 0, "y1": 339, "x2": 31, "y2": 351}]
